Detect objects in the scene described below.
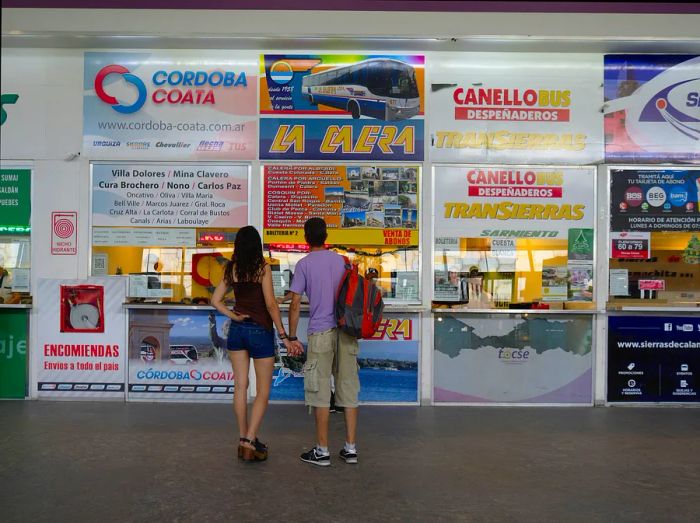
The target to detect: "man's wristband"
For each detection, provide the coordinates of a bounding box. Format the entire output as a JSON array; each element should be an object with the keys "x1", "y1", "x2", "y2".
[{"x1": 287, "y1": 336, "x2": 298, "y2": 342}]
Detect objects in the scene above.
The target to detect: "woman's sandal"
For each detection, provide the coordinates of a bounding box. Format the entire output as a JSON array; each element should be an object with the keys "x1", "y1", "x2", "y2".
[{"x1": 239, "y1": 437, "x2": 268, "y2": 462}]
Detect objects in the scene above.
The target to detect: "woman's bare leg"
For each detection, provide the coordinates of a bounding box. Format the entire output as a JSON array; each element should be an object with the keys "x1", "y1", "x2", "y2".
[
  {"x1": 228, "y1": 350, "x2": 250, "y2": 440},
  {"x1": 246, "y1": 357, "x2": 275, "y2": 442}
]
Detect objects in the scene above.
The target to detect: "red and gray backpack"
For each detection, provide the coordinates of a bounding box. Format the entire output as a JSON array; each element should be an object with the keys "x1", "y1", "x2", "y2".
[{"x1": 335, "y1": 256, "x2": 384, "y2": 339}]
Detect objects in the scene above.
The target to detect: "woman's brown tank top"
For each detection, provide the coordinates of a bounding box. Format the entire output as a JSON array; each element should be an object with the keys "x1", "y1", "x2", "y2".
[{"x1": 231, "y1": 281, "x2": 273, "y2": 331}]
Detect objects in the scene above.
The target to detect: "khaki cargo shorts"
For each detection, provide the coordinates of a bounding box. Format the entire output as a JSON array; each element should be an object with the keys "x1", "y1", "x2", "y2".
[{"x1": 303, "y1": 328, "x2": 360, "y2": 408}]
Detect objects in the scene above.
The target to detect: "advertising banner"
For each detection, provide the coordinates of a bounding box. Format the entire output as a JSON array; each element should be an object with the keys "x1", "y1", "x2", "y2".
[
  {"x1": 610, "y1": 168, "x2": 700, "y2": 232},
  {"x1": 36, "y1": 277, "x2": 127, "y2": 398},
  {"x1": 263, "y1": 164, "x2": 418, "y2": 246},
  {"x1": 128, "y1": 309, "x2": 236, "y2": 400},
  {"x1": 270, "y1": 313, "x2": 419, "y2": 404},
  {"x1": 604, "y1": 55, "x2": 700, "y2": 163},
  {"x1": 91, "y1": 163, "x2": 249, "y2": 230},
  {"x1": 83, "y1": 51, "x2": 257, "y2": 160},
  {"x1": 608, "y1": 315, "x2": 699, "y2": 403},
  {"x1": 429, "y1": 53, "x2": 603, "y2": 164},
  {"x1": 434, "y1": 314, "x2": 593, "y2": 403},
  {"x1": 259, "y1": 54, "x2": 425, "y2": 160},
  {"x1": 127, "y1": 310, "x2": 418, "y2": 403},
  {"x1": 433, "y1": 166, "x2": 595, "y2": 239},
  {"x1": 0, "y1": 168, "x2": 31, "y2": 234},
  {"x1": 0, "y1": 309, "x2": 28, "y2": 398}
]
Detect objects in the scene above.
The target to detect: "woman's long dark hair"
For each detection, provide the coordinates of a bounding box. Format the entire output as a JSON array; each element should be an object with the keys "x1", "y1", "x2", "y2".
[{"x1": 224, "y1": 226, "x2": 265, "y2": 285}]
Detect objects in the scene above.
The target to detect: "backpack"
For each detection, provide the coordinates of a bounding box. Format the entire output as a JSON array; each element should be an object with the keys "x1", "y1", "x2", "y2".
[{"x1": 335, "y1": 256, "x2": 384, "y2": 339}]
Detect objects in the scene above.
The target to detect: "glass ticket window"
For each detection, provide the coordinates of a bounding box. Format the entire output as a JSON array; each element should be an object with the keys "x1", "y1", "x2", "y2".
[
  {"x1": 91, "y1": 230, "x2": 239, "y2": 303},
  {"x1": 608, "y1": 232, "x2": 700, "y2": 307},
  {"x1": 267, "y1": 244, "x2": 421, "y2": 303},
  {"x1": 263, "y1": 164, "x2": 422, "y2": 304},
  {"x1": 433, "y1": 166, "x2": 596, "y2": 310},
  {"x1": 608, "y1": 166, "x2": 700, "y2": 308},
  {"x1": 434, "y1": 236, "x2": 594, "y2": 309}
]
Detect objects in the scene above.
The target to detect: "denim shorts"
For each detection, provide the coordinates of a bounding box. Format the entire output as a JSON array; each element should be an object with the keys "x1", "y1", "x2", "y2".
[{"x1": 227, "y1": 320, "x2": 275, "y2": 359}]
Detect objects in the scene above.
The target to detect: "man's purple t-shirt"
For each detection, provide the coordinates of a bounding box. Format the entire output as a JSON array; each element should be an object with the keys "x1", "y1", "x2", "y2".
[{"x1": 289, "y1": 249, "x2": 346, "y2": 335}]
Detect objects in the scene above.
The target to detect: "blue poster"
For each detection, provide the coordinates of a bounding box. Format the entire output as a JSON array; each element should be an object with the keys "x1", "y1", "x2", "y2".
[{"x1": 608, "y1": 315, "x2": 700, "y2": 402}]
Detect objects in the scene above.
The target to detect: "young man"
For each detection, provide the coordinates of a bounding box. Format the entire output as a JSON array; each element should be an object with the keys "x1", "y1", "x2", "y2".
[{"x1": 286, "y1": 217, "x2": 360, "y2": 466}]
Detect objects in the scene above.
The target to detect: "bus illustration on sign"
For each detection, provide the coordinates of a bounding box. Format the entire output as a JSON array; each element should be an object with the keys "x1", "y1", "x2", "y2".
[{"x1": 301, "y1": 59, "x2": 420, "y2": 121}]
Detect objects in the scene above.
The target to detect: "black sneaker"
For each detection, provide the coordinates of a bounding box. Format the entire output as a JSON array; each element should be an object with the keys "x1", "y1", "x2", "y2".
[
  {"x1": 300, "y1": 446, "x2": 331, "y2": 467},
  {"x1": 339, "y1": 448, "x2": 358, "y2": 464}
]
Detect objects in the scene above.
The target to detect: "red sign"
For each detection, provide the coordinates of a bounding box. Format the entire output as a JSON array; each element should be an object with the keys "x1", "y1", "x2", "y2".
[
  {"x1": 51, "y1": 211, "x2": 77, "y2": 255},
  {"x1": 611, "y1": 232, "x2": 650, "y2": 260},
  {"x1": 199, "y1": 233, "x2": 225, "y2": 242},
  {"x1": 639, "y1": 280, "x2": 665, "y2": 291}
]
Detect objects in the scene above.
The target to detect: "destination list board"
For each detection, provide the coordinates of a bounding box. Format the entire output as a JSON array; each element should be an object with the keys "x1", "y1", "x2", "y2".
[
  {"x1": 91, "y1": 164, "x2": 249, "y2": 232},
  {"x1": 263, "y1": 164, "x2": 419, "y2": 246}
]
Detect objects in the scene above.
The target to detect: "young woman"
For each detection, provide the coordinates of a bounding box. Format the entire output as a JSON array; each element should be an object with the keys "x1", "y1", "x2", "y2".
[{"x1": 212, "y1": 226, "x2": 294, "y2": 462}]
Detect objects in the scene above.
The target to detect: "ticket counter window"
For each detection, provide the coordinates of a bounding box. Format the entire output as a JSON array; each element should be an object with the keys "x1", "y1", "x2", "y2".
[
  {"x1": 267, "y1": 244, "x2": 421, "y2": 303},
  {"x1": 91, "y1": 229, "x2": 239, "y2": 303},
  {"x1": 608, "y1": 232, "x2": 700, "y2": 308},
  {"x1": 433, "y1": 235, "x2": 594, "y2": 309},
  {"x1": 432, "y1": 166, "x2": 597, "y2": 310}
]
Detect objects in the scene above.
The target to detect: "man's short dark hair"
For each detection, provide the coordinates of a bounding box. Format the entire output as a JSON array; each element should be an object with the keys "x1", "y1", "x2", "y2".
[{"x1": 304, "y1": 217, "x2": 327, "y2": 247}]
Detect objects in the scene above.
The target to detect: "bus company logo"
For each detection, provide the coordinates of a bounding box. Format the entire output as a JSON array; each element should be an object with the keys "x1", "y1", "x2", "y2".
[
  {"x1": 270, "y1": 61, "x2": 294, "y2": 85},
  {"x1": 639, "y1": 78, "x2": 700, "y2": 141},
  {"x1": 94, "y1": 62, "x2": 248, "y2": 114},
  {"x1": 1, "y1": 93, "x2": 19, "y2": 125},
  {"x1": 155, "y1": 141, "x2": 190, "y2": 149},
  {"x1": 127, "y1": 141, "x2": 150, "y2": 150},
  {"x1": 498, "y1": 348, "x2": 530, "y2": 362},
  {"x1": 95, "y1": 65, "x2": 148, "y2": 114},
  {"x1": 452, "y1": 87, "x2": 572, "y2": 122},
  {"x1": 135, "y1": 368, "x2": 235, "y2": 381}
]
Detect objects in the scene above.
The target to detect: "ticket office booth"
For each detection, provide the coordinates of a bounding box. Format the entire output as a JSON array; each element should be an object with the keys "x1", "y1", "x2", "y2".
[
  {"x1": 89, "y1": 162, "x2": 251, "y2": 401},
  {"x1": 431, "y1": 165, "x2": 597, "y2": 405},
  {"x1": 264, "y1": 163, "x2": 422, "y2": 405},
  {"x1": 606, "y1": 166, "x2": 700, "y2": 405}
]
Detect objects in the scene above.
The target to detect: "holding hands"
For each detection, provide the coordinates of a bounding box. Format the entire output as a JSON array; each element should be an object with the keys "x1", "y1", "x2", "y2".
[
  {"x1": 287, "y1": 339, "x2": 305, "y2": 357},
  {"x1": 279, "y1": 333, "x2": 305, "y2": 357}
]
